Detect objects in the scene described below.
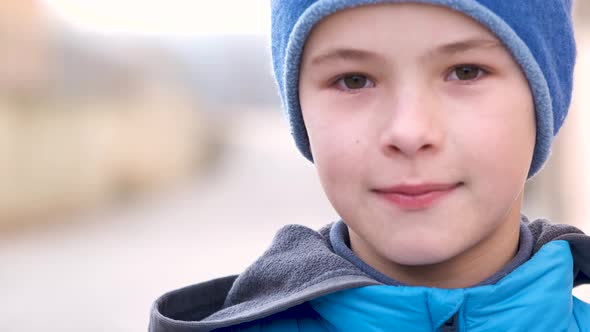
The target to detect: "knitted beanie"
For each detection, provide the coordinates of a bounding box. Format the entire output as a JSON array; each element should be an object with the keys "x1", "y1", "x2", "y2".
[{"x1": 270, "y1": 0, "x2": 576, "y2": 177}]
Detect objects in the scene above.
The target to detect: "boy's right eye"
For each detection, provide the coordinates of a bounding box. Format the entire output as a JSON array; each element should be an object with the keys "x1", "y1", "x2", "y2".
[{"x1": 335, "y1": 74, "x2": 375, "y2": 91}]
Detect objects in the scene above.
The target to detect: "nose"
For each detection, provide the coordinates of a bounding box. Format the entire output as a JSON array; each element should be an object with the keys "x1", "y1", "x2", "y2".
[{"x1": 379, "y1": 87, "x2": 444, "y2": 158}]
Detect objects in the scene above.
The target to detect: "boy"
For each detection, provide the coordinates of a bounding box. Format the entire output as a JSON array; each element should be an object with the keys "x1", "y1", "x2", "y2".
[{"x1": 150, "y1": 1, "x2": 590, "y2": 331}]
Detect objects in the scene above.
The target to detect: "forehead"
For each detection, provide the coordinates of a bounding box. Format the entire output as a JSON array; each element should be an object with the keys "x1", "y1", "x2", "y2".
[{"x1": 301, "y1": 3, "x2": 501, "y2": 61}]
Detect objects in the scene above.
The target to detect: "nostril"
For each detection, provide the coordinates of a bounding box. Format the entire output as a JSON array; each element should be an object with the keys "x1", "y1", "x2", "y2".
[
  {"x1": 387, "y1": 142, "x2": 434, "y2": 155},
  {"x1": 389, "y1": 145, "x2": 401, "y2": 153},
  {"x1": 420, "y1": 143, "x2": 434, "y2": 151}
]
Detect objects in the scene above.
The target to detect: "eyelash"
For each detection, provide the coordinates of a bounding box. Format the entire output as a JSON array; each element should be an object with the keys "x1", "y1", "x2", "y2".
[
  {"x1": 445, "y1": 64, "x2": 489, "y2": 82},
  {"x1": 332, "y1": 73, "x2": 375, "y2": 92},
  {"x1": 331, "y1": 64, "x2": 489, "y2": 92}
]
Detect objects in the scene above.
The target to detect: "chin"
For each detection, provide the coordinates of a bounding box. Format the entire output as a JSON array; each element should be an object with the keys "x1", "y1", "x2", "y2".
[
  {"x1": 388, "y1": 253, "x2": 453, "y2": 266},
  {"x1": 382, "y1": 239, "x2": 464, "y2": 266}
]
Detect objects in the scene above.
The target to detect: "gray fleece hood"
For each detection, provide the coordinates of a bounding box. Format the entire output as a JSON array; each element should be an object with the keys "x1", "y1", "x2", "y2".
[{"x1": 149, "y1": 218, "x2": 590, "y2": 332}]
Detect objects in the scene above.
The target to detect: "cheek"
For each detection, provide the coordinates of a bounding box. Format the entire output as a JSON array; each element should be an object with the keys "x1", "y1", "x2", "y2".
[
  {"x1": 301, "y1": 98, "x2": 371, "y2": 210},
  {"x1": 310, "y1": 120, "x2": 364, "y2": 199},
  {"x1": 453, "y1": 91, "x2": 535, "y2": 197},
  {"x1": 302, "y1": 91, "x2": 363, "y2": 168},
  {"x1": 312, "y1": 141, "x2": 368, "y2": 221}
]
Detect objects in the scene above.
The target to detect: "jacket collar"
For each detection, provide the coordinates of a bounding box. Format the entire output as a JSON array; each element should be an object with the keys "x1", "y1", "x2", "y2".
[
  {"x1": 310, "y1": 240, "x2": 577, "y2": 331},
  {"x1": 150, "y1": 218, "x2": 590, "y2": 331}
]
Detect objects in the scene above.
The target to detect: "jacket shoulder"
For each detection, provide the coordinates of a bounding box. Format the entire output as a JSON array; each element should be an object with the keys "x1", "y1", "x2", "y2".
[
  {"x1": 574, "y1": 296, "x2": 590, "y2": 330},
  {"x1": 150, "y1": 275, "x2": 238, "y2": 331},
  {"x1": 217, "y1": 302, "x2": 328, "y2": 332}
]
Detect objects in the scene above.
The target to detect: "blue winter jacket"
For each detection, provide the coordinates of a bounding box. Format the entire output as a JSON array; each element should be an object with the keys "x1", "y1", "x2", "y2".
[{"x1": 149, "y1": 218, "x2": 590, "y2": 331}]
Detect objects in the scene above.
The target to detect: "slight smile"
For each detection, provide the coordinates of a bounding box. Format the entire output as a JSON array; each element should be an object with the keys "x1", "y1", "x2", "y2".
[{"x1": 373, "y1": 182, "x2": 463, "y2": 211}]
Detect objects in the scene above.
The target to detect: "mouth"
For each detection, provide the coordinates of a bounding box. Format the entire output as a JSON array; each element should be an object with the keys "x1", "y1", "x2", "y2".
[{"x1": 373, "y1": 182, "x2": 463, "y2": 211}]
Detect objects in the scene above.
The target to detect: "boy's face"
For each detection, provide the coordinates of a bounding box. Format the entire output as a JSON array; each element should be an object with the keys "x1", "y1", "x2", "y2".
[{"x1": 299, "y1": 4, "x2": 535, "y2": 276}]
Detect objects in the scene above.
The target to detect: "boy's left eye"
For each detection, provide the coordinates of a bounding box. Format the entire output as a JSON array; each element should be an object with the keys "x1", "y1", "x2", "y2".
[
  {"x1": 334, "y1": 74, "x2": 375, "y2": 91},
  {"x1": 446, "y1": 65, "x2": 486, "y2": 81}
]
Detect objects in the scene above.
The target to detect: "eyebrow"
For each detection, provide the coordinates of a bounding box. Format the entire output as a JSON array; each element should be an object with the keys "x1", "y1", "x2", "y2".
[
  {"x1": 426, "y1": 38, "x2": 504, "y2": 58},
  {"x1": 308, "y1": 48, "x2": 383, "y2": 67},
  {"x1": 306, "y1": 38, "x2": 503, "y2": 67}
]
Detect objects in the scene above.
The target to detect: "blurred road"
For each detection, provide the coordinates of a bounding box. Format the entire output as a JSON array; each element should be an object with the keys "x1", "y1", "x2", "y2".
[{"x1": 1, "y1": 110, "x2": 588, "y2": 331}]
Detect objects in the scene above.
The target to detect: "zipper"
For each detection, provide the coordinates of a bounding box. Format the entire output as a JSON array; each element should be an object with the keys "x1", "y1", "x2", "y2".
[{"x1": 440, "y1": 313, "x2": 458, "y2": 332}]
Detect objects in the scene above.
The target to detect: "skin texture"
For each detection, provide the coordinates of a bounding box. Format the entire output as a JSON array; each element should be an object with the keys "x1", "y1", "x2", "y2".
[{"x1": 298, "y1": 3, "x2": 536, "y2": 288}]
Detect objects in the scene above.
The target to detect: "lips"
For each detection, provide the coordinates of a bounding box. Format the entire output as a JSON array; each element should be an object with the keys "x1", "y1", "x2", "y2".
[{"x1": 373, "y1": 182, "x2": 462, "y2": 210}]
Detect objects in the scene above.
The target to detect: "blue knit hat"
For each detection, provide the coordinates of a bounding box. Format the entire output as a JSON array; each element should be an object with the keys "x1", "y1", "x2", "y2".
[{"x1": 270, "y1": 0, "x2": 576, "y2": 177}]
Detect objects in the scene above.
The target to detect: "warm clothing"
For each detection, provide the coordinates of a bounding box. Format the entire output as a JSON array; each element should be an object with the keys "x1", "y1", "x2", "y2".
[
  {"x1": 270, "y1": 0, "x2": 577, "y2": 177},
  {"x1": 149, "y1": 217, "x2": 590, "y2": 331}
]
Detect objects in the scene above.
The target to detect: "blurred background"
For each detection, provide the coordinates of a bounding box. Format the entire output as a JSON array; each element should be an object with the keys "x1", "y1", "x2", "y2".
[{"x1": 0, "y1": 1, "x2": 588, "y2": 331}]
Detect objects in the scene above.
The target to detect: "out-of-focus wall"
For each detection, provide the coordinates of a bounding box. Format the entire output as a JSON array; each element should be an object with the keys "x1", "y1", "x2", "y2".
[
  {"x1": 0, "y1": 0, "x2": 51, "y2": 98},
  {"x1": 556, "y1": 1, "x2": 590, "y2": 230},
  {"x1": 0, "y1": 1, "x2": 221, "y2": 229}
]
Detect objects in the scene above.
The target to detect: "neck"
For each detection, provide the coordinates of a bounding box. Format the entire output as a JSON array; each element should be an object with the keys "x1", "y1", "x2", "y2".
[
  {"x1": 353, "y1": 202, "x2": 522, "y2": 289},
  {"x1": 389, "y1": 219, "x2": 519, "y2": 288}
]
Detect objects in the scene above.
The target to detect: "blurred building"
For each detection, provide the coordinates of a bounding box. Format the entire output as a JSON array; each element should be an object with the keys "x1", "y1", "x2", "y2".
[
  {"x1": 557, "y1": 1, "x2": 590, "y2": 230},
  {"x1": 0, "y1": 0, "x2": 52, "y2": 99},
  {"x1": 0, "y1": 0, "x2": 220, "y2": 229}
]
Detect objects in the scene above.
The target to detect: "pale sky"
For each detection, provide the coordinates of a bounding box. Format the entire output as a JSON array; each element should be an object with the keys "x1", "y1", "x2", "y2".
[{"x1": 41, "y1": 1, "x2": 271, "y2": 36}]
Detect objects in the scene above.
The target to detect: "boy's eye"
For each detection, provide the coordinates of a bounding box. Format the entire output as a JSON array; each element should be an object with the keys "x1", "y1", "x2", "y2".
[
  {"x1": 447, "y1": 65, "x2": 486, "y2": 81},
  {"x1": 335, "y1": 74, "x2": 374, "y2": 90}
]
